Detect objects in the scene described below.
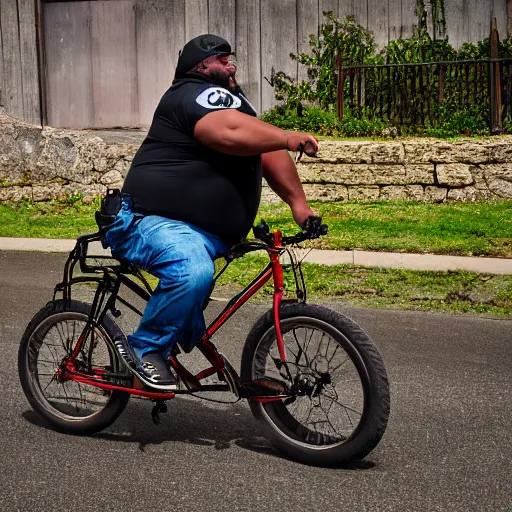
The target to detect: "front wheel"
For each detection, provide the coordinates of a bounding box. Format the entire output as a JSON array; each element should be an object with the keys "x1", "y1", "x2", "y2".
[
  {"x1": 241, "y1": 303, "x2": 390, "y2": 466},
  {"x1": 18, "y1": 299, "x2": 131, "y2": 435}
]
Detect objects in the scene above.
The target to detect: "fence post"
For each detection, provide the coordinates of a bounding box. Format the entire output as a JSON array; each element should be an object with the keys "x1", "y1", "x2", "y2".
[
  {"x1": 336, "y1": 54, "x2": 345, "y2": 120},
  {"x1": 489, "y1": 17, "x2": 503, "y2": 133},
  {"x1": 439, "y1": 64, "x2": 445, "y2": 102}
]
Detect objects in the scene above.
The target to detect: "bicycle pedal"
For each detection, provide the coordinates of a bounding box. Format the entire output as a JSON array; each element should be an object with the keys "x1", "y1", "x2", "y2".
[
  {"x1": 239, "y1": 377, "x2": 290, "y2": 398},
  {"x1": 151, "y1": 400, "x2": 167, "y2": 424}
]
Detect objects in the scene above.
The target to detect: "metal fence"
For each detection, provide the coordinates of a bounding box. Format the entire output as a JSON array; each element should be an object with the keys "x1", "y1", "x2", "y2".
[{"x1": 337, "y1": 58, "x2": 512, "y2": 133}]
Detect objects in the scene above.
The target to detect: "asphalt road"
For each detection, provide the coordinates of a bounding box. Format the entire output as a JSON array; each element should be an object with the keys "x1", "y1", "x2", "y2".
[{"x1": 1, "y1": 251, "x2": 511, "y2": 512}]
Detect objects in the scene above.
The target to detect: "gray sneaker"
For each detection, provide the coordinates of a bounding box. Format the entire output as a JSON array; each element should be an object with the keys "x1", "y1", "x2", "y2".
[{"x1": 115, "y1": 338, "x2": 177, "y2": 391}]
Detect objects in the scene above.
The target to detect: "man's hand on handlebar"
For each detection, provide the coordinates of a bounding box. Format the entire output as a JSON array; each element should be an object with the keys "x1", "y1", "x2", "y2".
[
  {"x1": 286, "y1": 132, "x2": 319, "y2": 158},
  {"x1": 301, "y1": 215, "x2": 328, "y2": 238},
  {"x1": 252, "y1": 216, "x2": 328, "y2": 247},
  {"x1": 291, "y1": 204, "x2": 316, "y2": 230}
]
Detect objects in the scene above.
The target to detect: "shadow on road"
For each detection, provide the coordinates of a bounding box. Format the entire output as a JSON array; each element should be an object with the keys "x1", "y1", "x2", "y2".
[{"x1": 21, "y1": 398, "x2": 375, "y2": 470}]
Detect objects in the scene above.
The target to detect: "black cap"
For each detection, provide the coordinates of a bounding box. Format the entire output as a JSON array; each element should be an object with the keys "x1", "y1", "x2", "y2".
[{"x1": 174, "y1": 34, "x2": 232, "y2": 80}]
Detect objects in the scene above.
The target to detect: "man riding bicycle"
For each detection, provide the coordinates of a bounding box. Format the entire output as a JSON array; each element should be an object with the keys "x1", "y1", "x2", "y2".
[{"x1": 103, "y1": 34, "x2": 319, "y2": 391}]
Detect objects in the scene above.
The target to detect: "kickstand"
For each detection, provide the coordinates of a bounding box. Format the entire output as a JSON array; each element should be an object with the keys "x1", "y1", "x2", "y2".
[{"x1": 151, "y1": 400, "x2": 168, "y2": 425}]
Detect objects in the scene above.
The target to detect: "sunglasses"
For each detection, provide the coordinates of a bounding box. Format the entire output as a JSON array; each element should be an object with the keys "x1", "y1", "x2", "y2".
[{"x1": 215, "y1": 54, "x2": 236, "y2": 65}]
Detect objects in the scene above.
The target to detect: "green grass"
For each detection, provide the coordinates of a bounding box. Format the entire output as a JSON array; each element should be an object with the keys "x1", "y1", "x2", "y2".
[
  {"x1": 0, "y1": 196, "x2": 102, "y2": 239},
  {"x1": 213, "y1": 255, "x2": 512, "y2": 317},
  {"x1": 2, "y1": 196, "x2": 509, "y2": 316},
  {"x1": 0, "y1": 197, "x2": 511, "y2": 258},
  {"x1": 128, "y1": 254, "x2": 511, "y2": 316},
  {"x1": 259, "y1": 200, "x2": 512, "y2": 258}
]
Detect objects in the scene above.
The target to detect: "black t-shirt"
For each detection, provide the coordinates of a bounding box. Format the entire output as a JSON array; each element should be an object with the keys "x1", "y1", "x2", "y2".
[{"x1": 122, "y1": 76, "x2": 262, "y2": 244}]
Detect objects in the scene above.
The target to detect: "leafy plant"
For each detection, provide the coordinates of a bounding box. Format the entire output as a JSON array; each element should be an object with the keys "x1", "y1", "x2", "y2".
[
  {"x1": 268, "y1": 14, "x2": 380, "y2": 110},
  {"x1": 384, "y1": 34, "x2": 456, "y2": 64},
  {"x1": 265, "y1": 9, "x2": 512, "y2": 136},
  {"x1": 260, "y1": 104, "x2": 391, "y2": 138},
  {"x1": 420, "y1": 105, "x2": 488, "y2": 137}
]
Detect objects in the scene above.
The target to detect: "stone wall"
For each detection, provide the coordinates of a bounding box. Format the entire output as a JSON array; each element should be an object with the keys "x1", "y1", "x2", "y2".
[
  {"x1": 0, "y1": 109, "x2": 135, "y2": 202},
  {"x1": 263, "y1": 139, "x2": 512, "y2": 203},
  {"x1": 0, "y1": 109, "x2": 511, "y2": 203}
]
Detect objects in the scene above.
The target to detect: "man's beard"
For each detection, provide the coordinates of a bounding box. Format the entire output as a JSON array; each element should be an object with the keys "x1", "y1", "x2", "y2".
[{"x1": 208, "y1": 71, "x2": 241, "y2": 94}]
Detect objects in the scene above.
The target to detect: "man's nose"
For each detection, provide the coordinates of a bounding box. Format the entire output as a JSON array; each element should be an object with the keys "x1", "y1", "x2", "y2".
[{"x1": 227, "y1": 62, "x2": 237, "y2": 74}]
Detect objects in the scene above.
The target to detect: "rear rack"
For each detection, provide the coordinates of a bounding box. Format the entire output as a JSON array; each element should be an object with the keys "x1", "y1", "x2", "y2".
[{"x1": 55, "y1": 231, "x2": 154, "y2": 316}]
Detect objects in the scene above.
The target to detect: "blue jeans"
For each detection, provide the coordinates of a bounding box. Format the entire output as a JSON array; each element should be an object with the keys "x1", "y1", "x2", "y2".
[{"x1": 104, "y1": 196, "x2": 229, "y2": 359}]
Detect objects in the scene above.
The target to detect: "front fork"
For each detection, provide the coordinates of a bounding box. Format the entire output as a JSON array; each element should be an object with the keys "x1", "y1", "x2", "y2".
[{"x1": 270, "y1": 231, "x2": 287, "y2": 364}]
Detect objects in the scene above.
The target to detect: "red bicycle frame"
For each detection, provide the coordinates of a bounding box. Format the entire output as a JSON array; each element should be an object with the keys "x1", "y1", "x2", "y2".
[{"x1": 57, "y1": 230, "x2": 293, "y2": 401}]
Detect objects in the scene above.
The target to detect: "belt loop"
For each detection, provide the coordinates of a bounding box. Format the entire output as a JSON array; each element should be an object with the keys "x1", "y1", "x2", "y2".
[{"x1": 121, "y1": 193, "x2": 132, "y2": 210}]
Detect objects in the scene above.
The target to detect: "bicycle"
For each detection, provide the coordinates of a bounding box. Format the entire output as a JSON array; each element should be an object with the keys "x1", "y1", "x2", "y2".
[{"x1": 18, "y1": 215, "x2": 390, "y2": 466}]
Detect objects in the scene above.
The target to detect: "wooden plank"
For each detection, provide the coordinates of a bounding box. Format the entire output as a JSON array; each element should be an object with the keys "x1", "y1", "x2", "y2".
[
  {"x1": 492, "y1": 0, "x2": 509, "y2": 37},
  {"x1": 0, "y1": 0, "x2": 24, "y2": 119},
  {"x1": 135, "y1": 0, "x2": 185, "y2": 126},
  {"x1": 260, "y1": 0, "x2": 298, "y2": 112},
  {"x1": 319, "y1": 0, "x2": 338, "y2": 19},
  {"x1": 208, "y1": 0, "x2": 236, "y2": 49},
  {"x1": 235, "y1": 0, "x2": 261, "y2": 112},
  {"x1": 400, "y1": 0, "x2": 417, "y2": 39},
  {"x1": 185, "y1": 0, "x2": 208, "y2": 41},
  {"x1": 444, "y1": 0, "x2": 469, "y2": 48},
  {"x1": 388, "y1": 0, "x2": 402, "y2": 42},
  {"x1": 44, "y1": 1, "x2": 93, "y2": 128},
  {"x1": 297, "y1": 0, "x2": 319, "y2": 82},
  {"x1": 353, "y1": 0, "x2": 368, "y2": 27},
  {"x1": 508, "y1": 0, "x2": 512, "y2": 37},
  {"x1": 338, "y1": 0, "x2": 356, "y2": 21},
  {"x1": 367, "y1": 0, "x2": 388, "y2": 48},
  {"x1": 467, "y1": 0, "x2": 490, "y2": 43},
  {"x1": 0, "y1": 3, "x2": 4, "y2": 110},
  {"x1": 91, "y1": 1, "x2": 138, "y2": 128},
  {"x1": 18, "y1": 0, "x2": 41, "y2": 125}
]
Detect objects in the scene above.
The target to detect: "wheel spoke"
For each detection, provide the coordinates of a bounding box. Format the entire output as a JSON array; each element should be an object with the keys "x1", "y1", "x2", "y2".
[
  {"x1": 55, "y1": 322, "x2": 68, "y2": 353},
  {"x1": 26, "y1": 310, "x2": 120, "y2": 420},
  {"x1": 249, "y1": 308, "x2": 389, "y2": 462},
  {"x1": 256, "y1": 317, "x2": 369, "y2": 447},
  {"x1": 324, "y1": 394, "x2": 362, "y2": 418},
  {"x1": 292, "y1": 329, "x2": 308, "y2": 366},
  {"x1": 43, "y1": 374, "x2": 57, "y2": 392},
  {"x1": 37, "y1": 358, "x2": 60, "y2": 365}
]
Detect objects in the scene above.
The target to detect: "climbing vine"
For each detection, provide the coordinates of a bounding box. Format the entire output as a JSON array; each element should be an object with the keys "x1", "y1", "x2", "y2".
[{"x1": 416, "y1": 0, "x2": 446, "y2": 40}]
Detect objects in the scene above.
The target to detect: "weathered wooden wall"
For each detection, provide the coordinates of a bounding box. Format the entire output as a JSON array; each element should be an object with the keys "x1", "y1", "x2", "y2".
[
  {"x1": 0, "y1": 0, "x2": 40, "y2": 125},
  {"x1": 0, "y1": 0, "x2": 510, "y2": 128}
]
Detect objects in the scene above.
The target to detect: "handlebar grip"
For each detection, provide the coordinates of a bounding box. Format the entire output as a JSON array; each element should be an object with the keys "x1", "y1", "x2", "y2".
[
  {"x1": 301, "y1": 216, "x2": 328, "y2": 237},
  {"x1": 253, "y1": 217, "x2": 328, "y2": 247}
]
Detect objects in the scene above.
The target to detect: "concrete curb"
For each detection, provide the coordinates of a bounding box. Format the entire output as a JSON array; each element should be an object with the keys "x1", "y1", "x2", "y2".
[
  {"x1": 298, "y1": 249, "x2": 512, "y2": 275},
  {"x1": 1, "y1": 237, "x2": 511, "y2": 275}
]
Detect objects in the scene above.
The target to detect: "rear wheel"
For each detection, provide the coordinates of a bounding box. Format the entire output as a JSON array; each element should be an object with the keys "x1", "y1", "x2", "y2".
[
  {"x1": 241, "y1": 303, "x2": 390, "y2": 466},
  {"x1": 18, "y1": 299, "x2": 131, "y2": 434}
]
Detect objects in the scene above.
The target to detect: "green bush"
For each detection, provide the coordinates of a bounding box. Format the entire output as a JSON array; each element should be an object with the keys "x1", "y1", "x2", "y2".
[
  {"x1": 261, "y1": 103, "x2": 492, "y2": 139},
  {"x1": 265, "y1": 10, "x2": 512, "y2": 137},
  {"x1": 419, "y1": 106, "x2": 489, "y2": 137},
  {"x1": 270, "y1": 13, "x2": 380, "y2": 110},
  {"x1": 260, "y1": 104, "x2": 391, "y2": 138}
]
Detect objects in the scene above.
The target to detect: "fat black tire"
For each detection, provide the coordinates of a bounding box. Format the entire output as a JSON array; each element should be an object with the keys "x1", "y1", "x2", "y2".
[
  {"x1": 18, "y1": 299, "x2": 131, "y2": 434},
  {"x1": 241, "y1": 303, "x2": 390, "y2": 466}
]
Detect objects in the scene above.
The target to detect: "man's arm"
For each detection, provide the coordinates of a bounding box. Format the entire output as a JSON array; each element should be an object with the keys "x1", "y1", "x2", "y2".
[
  {"x1": 194, "y1": 109, "x2": 317, "y2": 227},
  {"x1": 194, "y1": 110, "x2": 318, "y2": 156},
  {"x1": 261, "y1": 150, "x2": 315, "y2": 227}
]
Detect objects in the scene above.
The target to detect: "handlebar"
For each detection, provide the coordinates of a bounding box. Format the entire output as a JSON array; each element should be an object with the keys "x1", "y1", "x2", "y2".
[{"x1": 252, "y1": 216, "x2": 328, "y2": 247}]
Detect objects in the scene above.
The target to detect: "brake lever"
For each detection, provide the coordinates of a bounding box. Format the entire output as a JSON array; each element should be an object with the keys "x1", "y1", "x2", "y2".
[{"x1": 295, "y1": 143, "x2": 305, "y2": 164}]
